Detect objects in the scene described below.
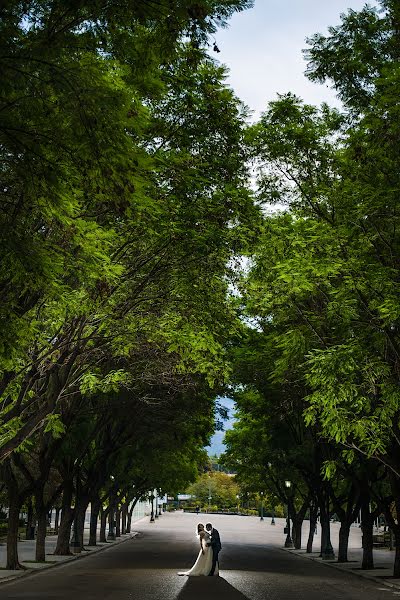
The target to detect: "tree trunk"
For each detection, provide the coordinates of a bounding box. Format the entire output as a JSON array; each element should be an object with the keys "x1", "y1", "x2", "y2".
[
  {"x1": 320, "y1": 498, "x2": 335, "y2": 560},
  {"x1": 89, "y1": 499, "x2": 101, "y2": 546},
  {"x1": 287, "y1": 496, "x2": 309, "y2": 550},
  {"x1": 385, "y1": 470, "x2": 400, "y2": 577},
  {"x1": 6, "y1": 503, "x2": 24, "y2": 570},
  {"x1": 292, "y1": 517, "x2": 303, "y2": 549},
  {"x1": 361, "y1": 499, "x2": 374, "y2": 570},
  {"x1": 115, "y1": 508, "x2": 121, "y2": 537},
  {"x1": 54, "y1": 507, "x2": 60, "y2": 535},
  {"x1": 100, "y1": 507, "x2": 109, "y2": 542},
  {"x1": 35, "y1": 506, "x2": 48, "y2": 562},
  {"x1": 54, "y1": 507, "x2": 74, "y2": 555},
  {"x1": 306, "y1": 504, "x2": 318, "y2": 553},
  {"x1": 121, "y1": 503, "x2": 128, "y2": 534},
  {"x1": 107, "y1": 504, "x2": 116, "y2": 540},
  {"x1": 3, "y1": 458, "x2": 30, "y2": 570},
  {"x1": 126, "y1": 498, "x2": 139, "y2": 533},
  {"x1": 126, "y1": 512, "x2": 132, "y2": 534},
  {"x1": 393, "y1": 528, "x2": 400, "y2": 578},
  {"x1": 76, "y1": 501, "x2": 88, "y2": 550},
  {"x1": 25, "y1": 498, "x2": 35, "y2": 540},
  {"x1": 338, "y1": 521, "x2": 351, "y2": 563},
  {"x1": 54, "y1": 481, "x2": 74, "y2": 556}
]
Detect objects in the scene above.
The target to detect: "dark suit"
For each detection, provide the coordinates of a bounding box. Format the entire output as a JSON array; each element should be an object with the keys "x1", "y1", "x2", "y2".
[{"x1": 208, "y1": 527, "x2": 222, "y2": 575}]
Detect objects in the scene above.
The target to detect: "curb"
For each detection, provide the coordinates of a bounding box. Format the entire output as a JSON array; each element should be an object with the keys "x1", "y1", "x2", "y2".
[
  {"x1": 281, "y1": 547, "x2": 400, "y2": 591},
  {"x1": 0, "y1": 532, "x2": 140, "y2": 587}
]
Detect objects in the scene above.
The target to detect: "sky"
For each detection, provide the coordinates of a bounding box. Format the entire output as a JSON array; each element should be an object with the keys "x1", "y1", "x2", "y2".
[
  {"x1": 206, "y1": 0, "x2": 377, "y2": 456},
  {"x1": 214, "y1": 0, "x2": 378, "y2": 121},
  {"x1": 206, "y1": 397, "x2": 236, "y2": 456}
]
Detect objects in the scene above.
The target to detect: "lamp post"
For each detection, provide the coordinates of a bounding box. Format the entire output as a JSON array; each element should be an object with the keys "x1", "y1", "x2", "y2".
[
  {"x1": 154, "y1": 490, "x2": 159, "y2": 519},
  {"x1": 156, "y1": 491, "x2": 163, "y2": 517},
  {"x1": 284, "y1": 480, "x2": 294, "y2": 548},
  {"x1": 150, "y1": 493, "x2": 155, "y2": 523},
  {"x1": 260, "y1": 492, "x2": 264, "y2": 521},
  {"x1": 267, "y1": 462, "x2": 275, "y2": 525},
  {"x1": 236, "y1": 494, "x2": 240, "y2": 514}
]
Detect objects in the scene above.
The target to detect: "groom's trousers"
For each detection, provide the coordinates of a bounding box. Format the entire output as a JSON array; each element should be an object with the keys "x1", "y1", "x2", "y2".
[{"x1": 209, "y1": 548, "x2": 220, "y2": 576}]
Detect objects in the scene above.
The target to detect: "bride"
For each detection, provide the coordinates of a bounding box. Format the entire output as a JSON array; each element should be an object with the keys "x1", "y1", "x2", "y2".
[{"x1": 178, "y1": 523, "x2": 218, "y2": 576}]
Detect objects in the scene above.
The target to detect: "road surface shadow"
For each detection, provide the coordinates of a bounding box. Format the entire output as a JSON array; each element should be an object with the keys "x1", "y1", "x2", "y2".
[{"x1": 177, "y1": 576, "x2": 250, "y2": 600}]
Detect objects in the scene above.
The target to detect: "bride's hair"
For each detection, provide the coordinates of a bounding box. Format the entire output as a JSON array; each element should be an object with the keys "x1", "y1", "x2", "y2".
[{"x1": 196, "y1": 523, "x2": 204, "y2": 536}]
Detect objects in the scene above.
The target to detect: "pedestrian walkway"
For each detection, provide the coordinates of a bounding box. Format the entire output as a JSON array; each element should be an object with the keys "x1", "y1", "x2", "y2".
[
  {"x1": 285, "y1": 546, "x2": 400, "y2": 590},
  {"x1": 274, "y1": 517, "x2": 399, "y2": 591},
  {"x1": 0, "y1": 526, "x2": 140, "y2": 584}
]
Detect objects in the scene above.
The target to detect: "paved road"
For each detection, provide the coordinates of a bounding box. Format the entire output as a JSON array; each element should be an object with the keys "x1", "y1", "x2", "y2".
[{"x1": 0, "y1": 512, "x2": 399, "y2": 599}]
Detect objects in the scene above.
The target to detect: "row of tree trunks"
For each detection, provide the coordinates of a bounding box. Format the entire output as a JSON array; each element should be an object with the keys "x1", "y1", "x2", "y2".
[
  {"x1": 4, "y1": 472, "x2": 140, "y2": 568},
  {"x1": 300, "y1": 493, "x2": 391, "y2": 571}
]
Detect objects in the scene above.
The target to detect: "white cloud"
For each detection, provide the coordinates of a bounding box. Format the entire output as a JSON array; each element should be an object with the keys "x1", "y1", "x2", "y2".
[{"x1": 216, "y1": 0, "x2": 379, "y2": 119}]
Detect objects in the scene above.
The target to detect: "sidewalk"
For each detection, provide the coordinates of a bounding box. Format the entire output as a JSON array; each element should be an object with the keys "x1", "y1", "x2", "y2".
[
  {"x1": 0, "y1": 525, "x2": 143, "y2": 585},
  {"x1": 281, "y1": 522, "x2": 400, "y2": 591}
]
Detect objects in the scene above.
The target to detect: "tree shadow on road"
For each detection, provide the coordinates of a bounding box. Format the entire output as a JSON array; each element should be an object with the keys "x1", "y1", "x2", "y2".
[{"x1": 177, "y1": 576, "x2": 250, "y2": 600}]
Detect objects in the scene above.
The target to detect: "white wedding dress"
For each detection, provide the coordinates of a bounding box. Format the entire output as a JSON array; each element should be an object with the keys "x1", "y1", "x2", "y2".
[{"x1": 179, "y1": 531, "x2": 218, "y2": 576}]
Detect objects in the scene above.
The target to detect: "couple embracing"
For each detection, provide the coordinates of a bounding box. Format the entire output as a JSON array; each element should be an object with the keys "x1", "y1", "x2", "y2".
[{"x1": 179, "y1": 522, "x2": 222, "y2": 576}]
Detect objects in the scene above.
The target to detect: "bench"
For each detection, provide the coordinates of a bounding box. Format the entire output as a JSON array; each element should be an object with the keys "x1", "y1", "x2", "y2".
[{"x1": 372, "y1": 532, "x2": 391, "y2": 548}]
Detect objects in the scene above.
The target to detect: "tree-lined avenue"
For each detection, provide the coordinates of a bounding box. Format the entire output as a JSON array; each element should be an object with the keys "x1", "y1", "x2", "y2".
[{"x1": 0, "y1": 513, "x2": 397, "y2": 600}]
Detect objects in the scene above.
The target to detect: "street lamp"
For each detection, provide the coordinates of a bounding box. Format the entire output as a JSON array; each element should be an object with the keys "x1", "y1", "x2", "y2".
[
  {"x1": 236, "y1": 494, "x2": 240, "y2": 514},
  {"x1": 107, "y1": 475, "x2": 116, "y2": 540},
  {"x1": 107, "y1": 507, "x2": 116, "y2": 540},
  {"x1": 157, "y1": 491, "x2": 163, "y2": 516},
  {"x1": 260, "y1": 492, "x2": 264, "y2": 521},
  {"x1": 284, "y1": 480, "x2": 294, "y2": 548}
]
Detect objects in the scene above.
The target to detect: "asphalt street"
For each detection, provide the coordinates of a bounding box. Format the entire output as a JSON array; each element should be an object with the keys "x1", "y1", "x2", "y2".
[{"x1": 0, "y1": 512, "x2": 399, "y2": 600}]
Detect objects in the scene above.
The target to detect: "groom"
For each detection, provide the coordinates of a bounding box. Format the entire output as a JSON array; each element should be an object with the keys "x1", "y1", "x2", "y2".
[{"x1": 206, "y1": 522, "x2": 221, "y2": 576}]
